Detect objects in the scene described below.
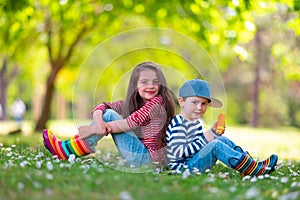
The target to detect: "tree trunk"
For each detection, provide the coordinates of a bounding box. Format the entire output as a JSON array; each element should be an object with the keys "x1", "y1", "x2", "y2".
[
  {"x1": 251, "y1": 29, "x2": 261, "y2": 127},
  {"x1": 34, "y1": 9, "x2": 88, "y2": 131},
  {"x1": 56, "y1": 93, "x2": 67, "y2": 119},
  {"x1": 0, "y1": 57, "x2": 18, "y2": 120},
  {"x1": 34, "y1": 69, "x2": 58, "y2": 131},
  {"x1": 0, "y1": 58, "x2": 8, "y2": 120}
]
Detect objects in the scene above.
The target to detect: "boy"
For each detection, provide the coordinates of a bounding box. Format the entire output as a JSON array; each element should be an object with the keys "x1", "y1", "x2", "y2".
[{"x1": 166, "y1": 79, "x2": 278, "y2": 176}]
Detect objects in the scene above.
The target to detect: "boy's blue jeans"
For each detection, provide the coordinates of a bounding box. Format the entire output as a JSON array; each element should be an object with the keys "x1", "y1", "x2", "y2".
[
  {"x1": 86, "y1": 109, "x2": 151, "y2": 167},
  {"x1": 186, "y1": 136, "x2": 244, "y2": 172}
]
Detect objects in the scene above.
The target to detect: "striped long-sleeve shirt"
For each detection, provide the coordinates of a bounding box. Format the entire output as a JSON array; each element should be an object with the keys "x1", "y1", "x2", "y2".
[
  {"x1": 92, "y1": 96, "x2": 167, "y2": 163},
  {"x1": 166, "y1": 115, "x2": 208, "y2": 171}
]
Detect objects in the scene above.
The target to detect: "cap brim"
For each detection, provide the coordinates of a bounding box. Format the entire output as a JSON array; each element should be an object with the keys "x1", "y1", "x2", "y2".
[{"x1": 210, "y1": 98, "x2": 223, "y2": 108}]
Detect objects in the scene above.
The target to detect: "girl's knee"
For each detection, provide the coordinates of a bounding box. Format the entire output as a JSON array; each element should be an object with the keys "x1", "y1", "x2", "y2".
[{"x1": 103, "y1": 109, "x2": 123, "y2": 121}]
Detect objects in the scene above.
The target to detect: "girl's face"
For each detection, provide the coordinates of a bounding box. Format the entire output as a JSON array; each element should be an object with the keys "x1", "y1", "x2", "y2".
[
  {"x1": 179, "y1": 96, "x2": 209, "y2": 121},
  {"x1": 137, "y1": 68, "x2": 160, "y2": 101}
]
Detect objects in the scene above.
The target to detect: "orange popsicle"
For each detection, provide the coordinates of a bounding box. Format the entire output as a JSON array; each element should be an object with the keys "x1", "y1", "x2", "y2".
[{"x1": 216, "y1": 111, "x2": 225, "y2": 134}]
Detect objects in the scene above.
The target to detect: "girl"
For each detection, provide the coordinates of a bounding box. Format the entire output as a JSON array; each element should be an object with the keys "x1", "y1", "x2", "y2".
[
  {"x1": 43, "y1": 62, "x2": 175, "y2": 167},
  {"x1": 166, "y1": 79, "x2": 278, "y2": 176}
]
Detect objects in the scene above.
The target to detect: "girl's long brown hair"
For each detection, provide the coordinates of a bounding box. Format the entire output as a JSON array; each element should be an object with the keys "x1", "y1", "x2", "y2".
[{"x1": 123, "y1": 61, "x2": 175, "y2": 147}]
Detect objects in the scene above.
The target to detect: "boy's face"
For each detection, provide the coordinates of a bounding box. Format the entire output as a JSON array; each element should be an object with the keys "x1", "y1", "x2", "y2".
[{"x1": 179, "y1": 96, "x2": 209, "y2": 121}]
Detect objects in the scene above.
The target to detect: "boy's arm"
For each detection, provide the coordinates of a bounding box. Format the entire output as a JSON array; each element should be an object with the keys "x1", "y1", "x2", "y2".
[{"x1": 167, "y1": 124, "x2": 208, "y2": 159}]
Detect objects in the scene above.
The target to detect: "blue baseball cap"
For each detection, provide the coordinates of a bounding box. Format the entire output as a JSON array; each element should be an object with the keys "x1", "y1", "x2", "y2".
[{"x1": 179, "y1": 79, "x2": 223, "y2": 108}]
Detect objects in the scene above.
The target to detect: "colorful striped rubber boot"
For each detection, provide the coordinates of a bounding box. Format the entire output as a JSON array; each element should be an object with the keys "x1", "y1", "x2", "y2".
[
  {"x1": 43, "y1": 129, "x2": 94, "y2": 160},
  {"x1": 229, "y1": 154, "x2": 278, "y2": 176},
  {"x1": 234, "y1": 146, "x2": 252, "y2": 158}
]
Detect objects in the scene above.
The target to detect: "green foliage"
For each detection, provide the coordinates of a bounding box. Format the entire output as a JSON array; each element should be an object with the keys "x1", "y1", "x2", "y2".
[
  {"x1": 0, "y1": 0, "x2": 35, "y2": 55},
  {"x1": 0, "y1": 0, "x2": 29, "y2": 11},
  {"x1": 1, "y1": 0, "x2": 300, "y2": 128}
]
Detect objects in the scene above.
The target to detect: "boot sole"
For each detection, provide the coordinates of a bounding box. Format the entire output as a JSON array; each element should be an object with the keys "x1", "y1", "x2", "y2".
[
  {"x1": 269, "y1": 154, "x2": 278, "y2": 173},
  {"x1": 43, "y1": 129, "x2": 58, "y2": 156}
]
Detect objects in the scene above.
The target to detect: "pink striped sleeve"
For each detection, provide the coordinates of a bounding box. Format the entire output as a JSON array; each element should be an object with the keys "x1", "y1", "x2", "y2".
[
  {"x1": 92, "y1": 104, "x2": 107, "y2": 115},
  {"x1": 108, "y1": 100, "x2": 125, "y2": 114},
  {"x1": 92, "y1": 100, "x2": 125, "y2": 116},
  {"x1": 126, "y1": 96, "x2": 164, "y2": 129}
]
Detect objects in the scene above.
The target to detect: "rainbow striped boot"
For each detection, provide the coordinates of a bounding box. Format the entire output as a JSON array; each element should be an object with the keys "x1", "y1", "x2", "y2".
[
  {"x1": 230, "y1": 154, "x2": 278, "y2": 176},
  {"x1": 234, "y1": 146, "x2": 252, "y2": 158},
  {"x1": 43, "y1": 129, "x2": 94, "y2": 160}
]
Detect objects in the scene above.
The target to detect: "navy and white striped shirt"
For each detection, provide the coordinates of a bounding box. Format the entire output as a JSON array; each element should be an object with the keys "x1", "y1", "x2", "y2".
[{"x1": 166, "y1": 115, "x2": 208, "y2": 171}]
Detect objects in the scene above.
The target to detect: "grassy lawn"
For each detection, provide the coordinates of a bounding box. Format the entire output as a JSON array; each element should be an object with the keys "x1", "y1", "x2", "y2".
[{"x1": 0, "y1": 121, "x2": 300, "y2": 200}]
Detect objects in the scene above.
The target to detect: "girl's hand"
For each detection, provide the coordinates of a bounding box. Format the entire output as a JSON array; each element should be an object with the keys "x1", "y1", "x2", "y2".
[
  {"x1": 204, "y1": 130, "x2": 214, "y2": 142},
  {"x1": 92, "y1": 110, "x2": 112, "y2": 136},
  {"x1": 96, "y1": 121, "x2": 112, "y2": 136}
]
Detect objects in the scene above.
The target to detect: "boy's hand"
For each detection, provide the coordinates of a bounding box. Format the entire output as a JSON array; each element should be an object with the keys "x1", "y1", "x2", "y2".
[
  {"x1": 213, "y1": 122, "x2": 226, "y2": 135},
  {"x1": 215, "y1": 112, "x2": 226, "y2": 134},
  {"x1": 204, "y1": 130, "x2": 214, "y2": 142}
]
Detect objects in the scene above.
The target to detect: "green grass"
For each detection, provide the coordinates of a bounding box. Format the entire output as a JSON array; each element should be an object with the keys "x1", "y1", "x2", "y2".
[{"x1": 0, "y1": 122, "x2": 300, "y2": 200}]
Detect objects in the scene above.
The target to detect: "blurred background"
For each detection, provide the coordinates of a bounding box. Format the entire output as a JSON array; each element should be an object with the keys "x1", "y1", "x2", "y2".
[{"x1": 0, "y1": 0, "x2": 299, "y2": 135}]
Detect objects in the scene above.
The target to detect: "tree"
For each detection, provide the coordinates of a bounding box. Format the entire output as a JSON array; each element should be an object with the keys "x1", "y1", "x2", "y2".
[
  {"x1": 0, "y1": 58, "x2": 18, "y2": 120},
  {"x1": 0, "y1": 0, "x2": 35, "y2": 120},
  {"x1": 222, "y1": 1, "x2": 300, "y2": 127},
  {"x1": 2, "y1": 0, "x2": 299, "y2": 130},
  {"x1": 34, "y1": 0, "x2": 117, "y2": 131},
  {"x1": 35, "y1": 0, "x2": 299, "y2": 129}
]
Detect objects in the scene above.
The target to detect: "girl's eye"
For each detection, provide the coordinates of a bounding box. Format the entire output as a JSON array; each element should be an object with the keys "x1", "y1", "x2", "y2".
[
  {"x1": 192, "y1": 101, "x2": 198, "y2": 105},
  {"x1": 139, "y1": 80, "x2": 159, "y2": 85},
  {"x1": 153, "y1": 80, "x2": 159, "y2": 84}
]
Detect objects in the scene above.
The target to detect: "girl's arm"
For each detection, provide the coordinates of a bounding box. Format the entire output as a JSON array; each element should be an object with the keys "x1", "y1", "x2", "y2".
[
  {"x1": 107, "y1": 120, "x2": 130, "y2": 133},
  {"x1": 93, "y1": 110, "x2": 112, "y2": 135},
  {"x1": 79, "y1": 100, "x2": 128, "y2": 138},
  {"x1": 79, "y1": 96, "x2": 163, "y2": 139},
  {"x1": 78, "y1": 110, "x2": 131, "y2": 139},
  {"x1": 125, "y1": 96, "x2": 165, "y2": 129}
]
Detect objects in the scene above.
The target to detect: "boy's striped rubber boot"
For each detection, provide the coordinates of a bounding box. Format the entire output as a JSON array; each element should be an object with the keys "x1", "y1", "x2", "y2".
[
  {"x1": 43, "y1": 129, "x2": 94, "y2": 160},
  {"x1": 234, "y1": 146, "x2": 252, "y2": 158},
  {"x1": 230, "y1": 154, "x2": 278, "y2": 176}
]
